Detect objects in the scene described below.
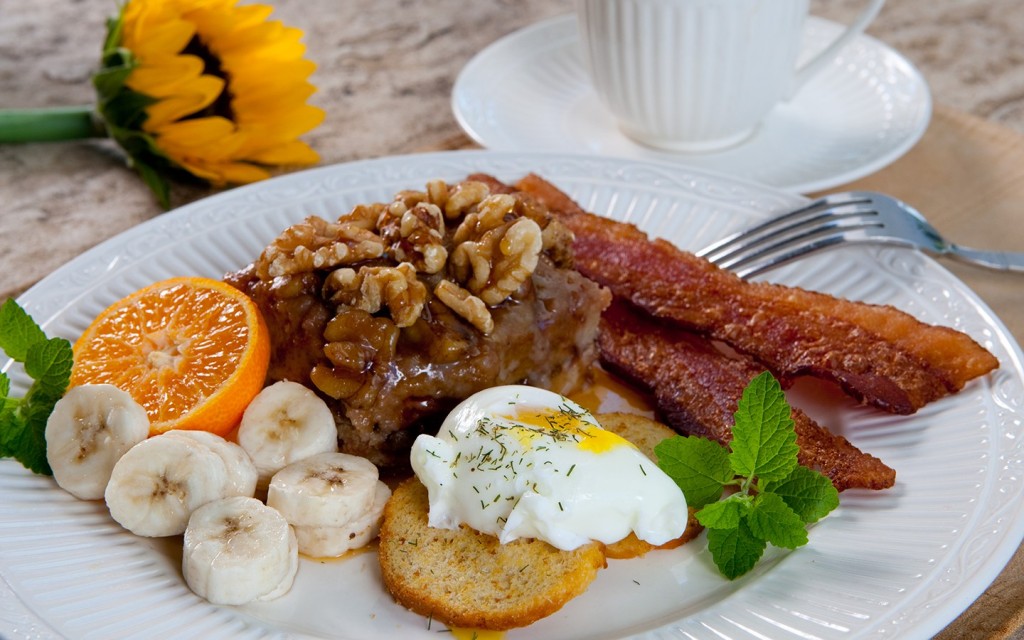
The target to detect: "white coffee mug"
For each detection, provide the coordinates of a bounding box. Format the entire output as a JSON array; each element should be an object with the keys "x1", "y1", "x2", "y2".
[{"x1": 577, "y1": 0, "x2": 886, "y2": 152}]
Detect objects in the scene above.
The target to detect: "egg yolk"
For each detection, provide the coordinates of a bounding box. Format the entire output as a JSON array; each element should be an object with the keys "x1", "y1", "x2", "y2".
[{"x1": 500, "y1": 405, "x2": 636, "y2": 454}]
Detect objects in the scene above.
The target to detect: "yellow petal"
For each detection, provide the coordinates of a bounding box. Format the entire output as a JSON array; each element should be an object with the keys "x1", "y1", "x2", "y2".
[
  {"x1": 126, "y1": 55, "x2": 205, "y2": 96},
  {"x1": 247, "y1": 141, "x2": 320, "y2": 165},
  {"x1": 170, "y1": 158, "x2": 223, "y2": 183},
  {"x1": 178, "y1": 158, "x2": 270, "y2": 185},
  {"x1": 236, "y1": 104, "x2": 325, "y2": 139},
  {"x1": 214, "y1": 161, "x2": 272, "y2": 184},
  {"x1": 226, "y1": 59, "x2": 317, "y2": 93},
  {"x1": 127, "y1": 14, "x2": 195, "y2": 59},
  {"x1": 142, "y1": 75, "x2": 225, "y2": 129},
  {"x1": 153, "y1": 116, "x2": 236, "y2": 146},
  {"x1": 230, "y1": 83, "x2": 316, "y2": 118}
]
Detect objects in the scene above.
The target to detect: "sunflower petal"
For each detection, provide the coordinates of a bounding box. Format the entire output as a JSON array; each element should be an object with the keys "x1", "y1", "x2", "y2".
[
  {"x1": 142, "y1": 75, "x2": 225, "y2": 129},
  {"x1": 247, "y1": 140, "x2": 320, "y2": 165},
  {"x1": 238, "y1": 104, "x2": 325, "y2": 140},
  {"x1": 125, "y1": 10, "x2": 195, "y2": 58},
  {"x1": 125, "y1": 55, "x2": 205, "y2": 96},
  {"x1": 153, "y1": 116, "x2": 236, "y2": 146}
]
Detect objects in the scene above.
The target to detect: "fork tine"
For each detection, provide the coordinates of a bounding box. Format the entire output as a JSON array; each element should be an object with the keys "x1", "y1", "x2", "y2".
[
  {"x1": 700, "y1": 194, "x2": 889, "y2": 278},
  {"x1": 707, "y1": 208, "x2": 880, "y2": 267},
  {"x1": 712, "y1": 206, "x2": 884, "y2": 269},
  {"x1": 697, "y1": 193, "x2": 876, "y2": 262},
  {"x1": 696, "y1": 197, "x2": 834, "y2": 260},
  {"x1": 724, "y1": 222, "x2": 878, "y2": 278}
]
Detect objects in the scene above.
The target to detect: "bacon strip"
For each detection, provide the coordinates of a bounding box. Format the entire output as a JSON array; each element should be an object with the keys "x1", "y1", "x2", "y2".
[
  {"x1": 510, "y1": 173, "x2": 998, "y2": 415},
  {"x1": 600, "y1": 299, "x2": 896, "y2": 492}
]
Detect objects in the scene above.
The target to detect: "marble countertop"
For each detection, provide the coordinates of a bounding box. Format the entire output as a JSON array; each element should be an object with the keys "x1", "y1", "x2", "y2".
[{"x1": 1, "y1": 1, "x2": 1023, "y2": 638}]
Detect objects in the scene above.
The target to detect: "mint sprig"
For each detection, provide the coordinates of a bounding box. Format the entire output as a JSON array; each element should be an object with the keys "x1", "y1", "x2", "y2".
[
  {"x1": 655, "y1": 371, "x2": 839, "y2": 579},
  {"x1": 0, "y1": 299, "x2": 73, "y2": 475}
]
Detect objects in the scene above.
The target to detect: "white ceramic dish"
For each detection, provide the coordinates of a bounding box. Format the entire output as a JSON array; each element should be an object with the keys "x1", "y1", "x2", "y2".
[
  {"x1": 2, "y1": 151, "x2": 1021, "y2": 640},
  {"x1": 452, "y1": 15, "x2": 933, "y2": 194}
]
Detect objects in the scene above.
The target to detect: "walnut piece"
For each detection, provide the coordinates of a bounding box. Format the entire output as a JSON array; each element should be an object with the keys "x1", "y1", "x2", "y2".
[
  {"x1": 341, "y1": 203, "x2": 387, "y2": 230},
  {"x1": 258, "y1": 216, "x2": 385, "y2": 278},
  {"x1": 310, "y1": 308, "x2": 399, "y2": 400},
  {"x1": 324, "y1": 262, "x2": 427, "y2": 328},
  {"x1": 444, "y1": 180, "x2": 490, "y2": 220},
  {"x1": 433, "y1": 279, "x2": 494, "y2": 334},
  {"x1": 452, "y1": 193, "x2": 516, "y2": 245},
  {"x1": 377, "y1": 201, "x2": 448, "y2": 274},
  {"x1": 450, "y1": 216, "x2": 543, "y2": 305}
]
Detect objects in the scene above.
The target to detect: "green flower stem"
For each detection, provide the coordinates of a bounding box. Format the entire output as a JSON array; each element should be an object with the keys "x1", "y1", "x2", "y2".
[{"x1": 0, "y1": 106, "x2": 106, "y2": 143}]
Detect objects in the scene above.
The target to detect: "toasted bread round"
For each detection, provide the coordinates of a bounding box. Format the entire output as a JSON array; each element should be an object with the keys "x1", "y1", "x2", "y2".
[
  {"x1": 596, "y1": 412, "x2": 703, "y2": 559},
  {"x1": 378, "y1": 478, "x2": 607, "y2": 631}
]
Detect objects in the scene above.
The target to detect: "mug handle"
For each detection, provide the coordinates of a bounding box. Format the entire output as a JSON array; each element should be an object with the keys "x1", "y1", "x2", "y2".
[{"x1": 791, "y1": 0, "x2": 886, "y2": 95}]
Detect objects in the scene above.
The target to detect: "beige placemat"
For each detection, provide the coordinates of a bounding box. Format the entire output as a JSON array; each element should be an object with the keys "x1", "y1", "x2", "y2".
[{"x1": 823, "y1": 104, "x2": 1024, "y2": 640}]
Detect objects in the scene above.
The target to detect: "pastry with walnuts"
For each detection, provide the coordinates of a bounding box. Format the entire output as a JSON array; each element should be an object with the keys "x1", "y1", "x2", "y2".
[{"x1": 226, "y1": 179, "x2": 611, "y2": 470}]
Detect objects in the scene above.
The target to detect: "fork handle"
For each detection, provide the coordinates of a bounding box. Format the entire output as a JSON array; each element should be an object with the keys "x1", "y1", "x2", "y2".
[{"x1": 949, "y1": 244, "x2": 1024, "y2": 272}]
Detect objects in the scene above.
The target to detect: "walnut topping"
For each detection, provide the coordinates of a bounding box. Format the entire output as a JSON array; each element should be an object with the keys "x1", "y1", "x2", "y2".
[
  {"x1": 258, "y1": 216, "x2": 385, "y2": 278},
  {"x1": 444, "y1": 181, "x2": 490, "y2": 220},
  {"x1": 452, "y1": 193, "x2": 517, "y2": 245},
  {"x1": 426, "y1": 179, "x2": 448, "y2": 210},
  {"x1": 434, "y1": 280, "x2": 494, "y2": 335},
  {"x1": 310, "y1": 308, "x2": 398, "y2": 400},
  {"x1": 378, "y1": 201, "x2": 448, "y2": 274},
  {"x1": 342, "y1": 203, "x2": 387, "y2": 230},
  {"x1": 450, "y1": 216, "x2": 543, "y2": 305},
  {"x1": 324, "y1": 263, "x2": 427, "y2": 328},
  {"x1": 250, "y1": 179, "x2": 571, "y2": 336}
]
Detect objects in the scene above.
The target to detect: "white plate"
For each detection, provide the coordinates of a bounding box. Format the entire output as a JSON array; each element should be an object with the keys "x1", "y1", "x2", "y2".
[
  {"x1": 2, "y1": 151, "x2": 1022, "y2": 640},
  {"x1": 452, "y1": 15, "x2": 933, "y2": 194}
]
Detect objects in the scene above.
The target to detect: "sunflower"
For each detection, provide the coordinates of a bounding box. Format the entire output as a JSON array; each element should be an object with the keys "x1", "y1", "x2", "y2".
[{"x1": 0, "y1": 0, "x2": 324, "y2": 207}]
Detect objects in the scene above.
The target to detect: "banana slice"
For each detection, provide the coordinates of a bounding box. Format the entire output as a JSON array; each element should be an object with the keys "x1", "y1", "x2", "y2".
[
  {"x1": 104, "y1": 433, "x2": 231, "y2": 537},
  {"x1": 163, "y1": 430, "x2": 258, "y2": 499},
  {"x1": 267, "y1": 452, "x2": 379, "y2": 529},
  {"x1": 236, "y1": 380, "x2": 339, "y2": 487},
  {"x1": 45, "y1": 384, "x2": 150, "y2": 500},
  {"x1": 183, "y1": 496, "x2": 298, "y2": 605},
  {"x1": 293, "y1": 480, "x2": 391, "y2": 558}
]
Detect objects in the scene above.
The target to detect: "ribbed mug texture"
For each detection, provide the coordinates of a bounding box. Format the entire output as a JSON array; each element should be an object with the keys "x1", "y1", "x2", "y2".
[{"x1": 578, "y1": 0, "x2": 808, "y2": 151}]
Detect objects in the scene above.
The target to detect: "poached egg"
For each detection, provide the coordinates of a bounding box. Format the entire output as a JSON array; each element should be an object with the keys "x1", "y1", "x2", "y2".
[{"x1": 410, "y1": 385, "x2": 688, "y2": 551}]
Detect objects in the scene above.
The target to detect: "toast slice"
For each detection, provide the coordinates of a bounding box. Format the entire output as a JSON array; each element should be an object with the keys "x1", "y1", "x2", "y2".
[{"x1": 378, "y1": 478, "x2": 606, "y2": 631}]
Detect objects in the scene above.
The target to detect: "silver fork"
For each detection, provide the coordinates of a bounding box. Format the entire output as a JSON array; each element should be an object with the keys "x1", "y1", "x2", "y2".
[{"x1": 696, "y1": 191, "x2": 1024, "y2": 278}]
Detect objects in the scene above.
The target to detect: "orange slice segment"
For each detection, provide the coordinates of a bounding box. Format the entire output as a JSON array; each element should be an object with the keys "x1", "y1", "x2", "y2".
[{"x1": 70, "y1": 276, "x2": 271, "y2": 437}]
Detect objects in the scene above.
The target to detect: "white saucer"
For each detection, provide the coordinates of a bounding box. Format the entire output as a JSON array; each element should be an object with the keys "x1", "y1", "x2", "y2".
[{"x1": 452, "y1": 14, "x2": 932, "y2": 193}]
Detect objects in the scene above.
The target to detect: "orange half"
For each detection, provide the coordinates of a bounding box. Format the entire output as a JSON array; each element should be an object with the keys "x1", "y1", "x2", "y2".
[{"x1": 71, "y1": 276, "x2": 270, "y2": 437}]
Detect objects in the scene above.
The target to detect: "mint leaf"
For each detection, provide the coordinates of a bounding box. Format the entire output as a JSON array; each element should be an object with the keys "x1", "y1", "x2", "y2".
[
  {"x1": 0, "y1": 299, "x2": 72, "y2": 476},
  {"x1": 655, "y1": 435, "x2": 733, "y2": 509},
  {"x1": 729, "y1": 371, "x2": 799, "y2": 482},
  {"x1": 706, "y1": 518, "x2": 766, "y2": 580},
  {"x1": 0, "y1": 405, "x2": 48, "y2": 475},
  {"x1": 0, "y1": 298, "x2": 47, "y2": 362},
  {"x1": 696, "y1": 493, "x2": 751, "y2": 529},
  {"x1": 763, "y1": 464, "x2": 840, "y2": 524},
  {"x1": 746, "y1": 492, "x2": 808, "y2": 549},
  {"x1": 655, "y1": 370, "x2": 844, "y2": 581},
  {"x1": 25, "y1": 338, "x2": 73, "y2": 394}
]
